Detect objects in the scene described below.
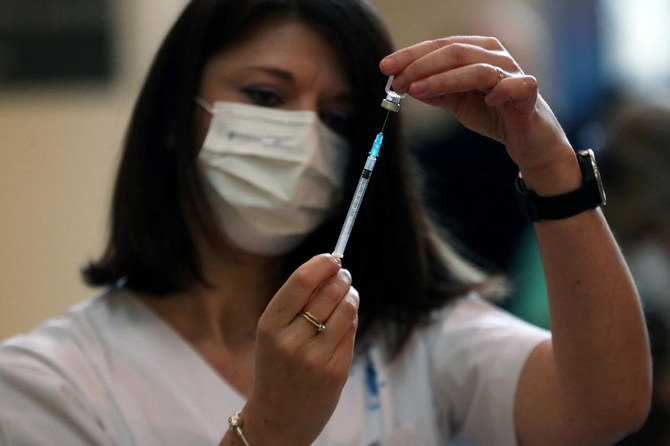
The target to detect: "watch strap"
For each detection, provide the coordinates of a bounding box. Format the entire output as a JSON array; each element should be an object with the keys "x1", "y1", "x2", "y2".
[{"x1": 516, "y1": 149, "x2": 606, "y2": 222}]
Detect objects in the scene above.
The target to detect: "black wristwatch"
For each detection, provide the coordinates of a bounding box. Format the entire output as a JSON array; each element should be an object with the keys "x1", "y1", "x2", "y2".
[{"x1": 515, "y1": 149, "x2": 607, "y2": 222}]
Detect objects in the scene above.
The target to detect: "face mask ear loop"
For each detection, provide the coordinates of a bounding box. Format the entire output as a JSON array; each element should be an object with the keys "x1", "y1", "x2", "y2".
[{"x1": 194, "y1": 96, "x2": 214, "y2": 114}]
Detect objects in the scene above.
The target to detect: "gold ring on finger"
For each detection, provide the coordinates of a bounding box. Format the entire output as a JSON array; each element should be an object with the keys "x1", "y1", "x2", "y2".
[
  {"x1": 299, "y1": 311, "x2": 326, "y2": 333},
  {"x1": 495, "y1": 66, "x2": 509, "y2": 84}
]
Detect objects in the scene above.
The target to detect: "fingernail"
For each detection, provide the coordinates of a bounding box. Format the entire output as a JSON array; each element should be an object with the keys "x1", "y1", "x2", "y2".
[
  {"x1": 484, "y1": 91, "x2": 501, "y2": 107},
  {"x1": 330, "y1": 254, "x2": 343, "y2": 267},
  {"x1": 393, "y1": 73, "x2": 407, "y2": 91},
  {"x1": 380, "y1": 57, "x2": 397, "y2": 72},
  {"x1": 411, "y1": 80, "x2": 427, "y2": 95}
]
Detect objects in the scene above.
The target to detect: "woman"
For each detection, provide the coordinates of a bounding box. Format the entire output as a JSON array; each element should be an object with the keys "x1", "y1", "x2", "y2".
[{"x1": 0, "y1": 0, "x2": 651, "y2": 445}]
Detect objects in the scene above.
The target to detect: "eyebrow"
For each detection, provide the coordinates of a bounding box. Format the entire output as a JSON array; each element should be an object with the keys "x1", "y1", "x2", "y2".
[{"x1": 250, "y1": 66, "x2": 295, "y2": 83}]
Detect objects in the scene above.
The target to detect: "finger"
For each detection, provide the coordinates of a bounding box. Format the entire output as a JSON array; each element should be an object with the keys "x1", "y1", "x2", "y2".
[
  {"x1": 317, "y1": 286, "x2": 359, "y2": 351},
  {"x1": 326, "y1": 306, "x2": 358, "y2": 378},
  {"x1": 391, "y1": 44, "x2": 514, "y2": 93},
  {"x1": 297, "y1": 269, "x2": 352, "y2": 333},
  {"x1": 264, "y1": 253, "x2": 341, "y2": 327},
  {"x1": 485, "y1": 74, "x2": 539, "y2": 113},
  {"x1": 380, "y1": 36, "x2": 505, "y2": 76},
  {"x1": 407, "y1": 63, "x2": 507, "y2": 99}
]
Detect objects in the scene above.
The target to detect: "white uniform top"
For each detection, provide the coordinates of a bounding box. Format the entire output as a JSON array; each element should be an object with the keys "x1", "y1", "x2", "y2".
[{"x1": 0, "y1": 288, "x2": 549, "y2": 446}]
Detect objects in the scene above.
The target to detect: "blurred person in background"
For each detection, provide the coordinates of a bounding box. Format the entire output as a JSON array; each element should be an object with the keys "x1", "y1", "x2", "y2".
[
  {"x1": 599, "y1": 98, "x2": 670, "y2": 445},
  {"x1": 601, "y1": 99, "x2": 670, "y2": 316}
]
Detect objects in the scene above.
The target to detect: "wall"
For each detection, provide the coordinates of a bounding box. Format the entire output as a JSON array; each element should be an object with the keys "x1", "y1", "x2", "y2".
[{"x1": 0, "y1": 0, "x2": 187, "y2": 340}]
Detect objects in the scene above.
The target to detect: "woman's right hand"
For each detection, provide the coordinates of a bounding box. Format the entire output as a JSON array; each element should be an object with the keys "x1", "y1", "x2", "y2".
[{"x1": 238, "y1": 254, "x2": 359, "y2": 445}]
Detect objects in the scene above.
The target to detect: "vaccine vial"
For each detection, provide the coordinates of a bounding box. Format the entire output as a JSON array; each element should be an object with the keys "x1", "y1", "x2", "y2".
[{"x1": 380, "y1": 75, "x2": 407, "y2": 112}]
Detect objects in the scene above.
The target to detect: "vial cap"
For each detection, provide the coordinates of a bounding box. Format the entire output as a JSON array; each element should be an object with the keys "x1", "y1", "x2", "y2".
[{"x1": 380, "y1": 99, "x2": 400, "y2": 112}]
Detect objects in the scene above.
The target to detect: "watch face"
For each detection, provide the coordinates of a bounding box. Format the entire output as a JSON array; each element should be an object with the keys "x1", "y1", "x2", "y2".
[
  {"x1": 579, "y1": 149, "x2": 607, "y2": 206},
  {"x1": 593, "y1": 162, "x2": 607, "y2": 206}
]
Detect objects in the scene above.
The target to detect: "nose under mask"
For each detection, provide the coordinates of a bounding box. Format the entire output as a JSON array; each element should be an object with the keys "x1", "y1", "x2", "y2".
[{"x1": 196, "y1": 100, "x2": 350, "y2": 256}]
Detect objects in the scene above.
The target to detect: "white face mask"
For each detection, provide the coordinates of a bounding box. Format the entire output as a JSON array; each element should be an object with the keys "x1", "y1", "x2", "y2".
[{"x1": 196, "y1": 100, "x2": 350, "y2": 256}]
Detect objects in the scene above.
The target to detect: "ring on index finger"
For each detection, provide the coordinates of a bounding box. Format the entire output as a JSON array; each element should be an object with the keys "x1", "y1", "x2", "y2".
[{"x1": 300, "y1": 311, "x2": 326, "y2": 333}]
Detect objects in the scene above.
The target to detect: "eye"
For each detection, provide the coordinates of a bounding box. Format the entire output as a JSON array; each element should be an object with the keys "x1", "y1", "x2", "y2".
[
  {"x1": 241, "y1": 86, "x2": 284, "y2": 107},
  {"x1": 319, "y1": 110, "x2": 354, "y2": 138}
]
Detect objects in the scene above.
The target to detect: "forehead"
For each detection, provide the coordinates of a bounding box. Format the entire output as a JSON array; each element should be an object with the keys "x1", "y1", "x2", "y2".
[{"x1": 204, "y1": 17, "x2": 349, "y2": 90}]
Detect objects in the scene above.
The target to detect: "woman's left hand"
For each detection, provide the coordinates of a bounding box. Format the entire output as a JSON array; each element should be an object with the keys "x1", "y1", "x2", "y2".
[
  {"x1": 380, "y1": 37, "x2": 654, "y2": 446},
  {"x1": 380, "y1": 36, "x2": 576, "y2": 189}
]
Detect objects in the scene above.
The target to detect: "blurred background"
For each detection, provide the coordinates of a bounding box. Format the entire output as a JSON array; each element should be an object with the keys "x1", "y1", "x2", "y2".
[
  {"x1": 1, "y1": 0, "x2": 669, "y2": 338},
  {"x1": 0, "y1": 0, "x2": 188, "y2": 338}
]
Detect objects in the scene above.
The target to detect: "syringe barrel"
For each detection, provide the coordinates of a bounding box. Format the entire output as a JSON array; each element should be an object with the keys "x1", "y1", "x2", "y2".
[{"x1": 332, "y1": 156, "x2": 377, "y2": 258}]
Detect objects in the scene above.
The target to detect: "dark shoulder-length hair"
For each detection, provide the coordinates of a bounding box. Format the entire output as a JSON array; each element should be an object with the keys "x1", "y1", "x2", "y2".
[{"x1": 84, "y1": 0, "x2": 498, "y2": 355}]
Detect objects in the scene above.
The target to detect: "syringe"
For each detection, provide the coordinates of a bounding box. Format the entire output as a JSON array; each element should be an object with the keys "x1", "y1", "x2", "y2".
[
  {"x1": 331, "y1": 126, "x2": 385, "y2": 259},
  {"x1": 331, "y1": 76, "x2": 406, "y2": 259}
]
